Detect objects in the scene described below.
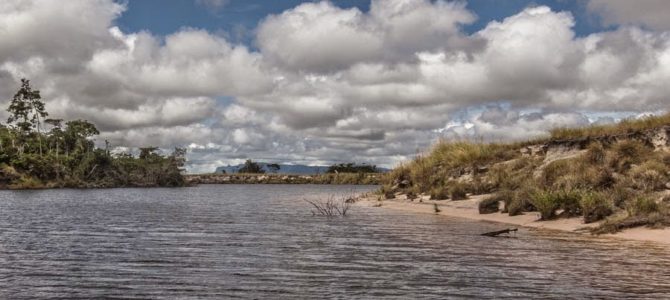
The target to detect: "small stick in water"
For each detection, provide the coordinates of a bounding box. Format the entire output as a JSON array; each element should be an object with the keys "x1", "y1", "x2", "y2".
[{"x1": 481, "y1": 228, "x2": 518, "y2": 237}]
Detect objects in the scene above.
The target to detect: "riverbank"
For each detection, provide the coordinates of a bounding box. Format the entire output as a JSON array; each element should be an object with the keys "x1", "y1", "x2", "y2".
[
  {"x1": 185, "y1": 173, "x2": 382, "y2": 185},
  {"x1": 357, "y1": 193, "x2": 670, "y2": 245}
]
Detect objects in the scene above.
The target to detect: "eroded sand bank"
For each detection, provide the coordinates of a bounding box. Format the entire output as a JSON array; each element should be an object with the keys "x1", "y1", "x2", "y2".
[{"x1": 357, "y1": 194, "x2": 670, "y2": 245}]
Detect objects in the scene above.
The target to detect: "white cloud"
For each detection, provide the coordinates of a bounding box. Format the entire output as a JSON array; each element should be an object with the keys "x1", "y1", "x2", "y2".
[
  {"x1": 256, "y1": 0, "x2": 476, "y2": 73},
  {"x1": 2, "y1": 0, "x2": 670, "y2": 172}
]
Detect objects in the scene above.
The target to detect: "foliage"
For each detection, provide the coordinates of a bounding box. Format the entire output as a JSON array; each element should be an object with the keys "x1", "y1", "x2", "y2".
[
  {"x1": 0, "y1": 79, "x2": 186, "y2": 189},
  {"x1": 7, "y1": 79, "x2": 47, "y2": 135},
  {"x1": 626, "y1": 197, "x2": 661, "y2": 217},
  {"x1": 579, "y1": 191, "x2": 613, "y2": 223},
  {"x1": 430, "y1": 187, "x2": 449, "y2": 200},
  {"x1": 529, "y1": 190, "x2": 561, "y2": 220},
  {"x1": 327, "y1": 163, "x2": 378, "y2": 174},
  {"x1": 478, "y1": 195, "x2": 500, "y2": 214},
  {"x1": 448, "y1": 181, "x2": 469, "y2": 200},
  {"x1": 238, "y1": 159, "x2": 265, "y2": 174}
]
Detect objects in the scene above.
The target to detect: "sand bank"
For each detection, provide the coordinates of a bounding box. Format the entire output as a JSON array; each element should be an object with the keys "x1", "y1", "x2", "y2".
[{"x1": 357, "y1": 194, "x2": 670, "y2": 245}]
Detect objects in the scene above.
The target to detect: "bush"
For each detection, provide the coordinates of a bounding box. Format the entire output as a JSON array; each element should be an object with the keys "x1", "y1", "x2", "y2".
[
  {"x1": 584, "y1": 142, "x2": 606, "y2": 164},
  {"x1": 530, "y1": 190, "x2": 561, "y2": 220},
  {"x1": 539, "y1": 159, "x2": 573, "y2": 188},
  {"x1": 493, "y1": 189, "x2": 515, "y2": 213},
  {"x1": 609, "y1": 184, "x2": 637, "y2": 208},
  {"x1": 529, "y1": 188, "x2": 585, "y2": 220},
  {"x1": 448, "y1": 182, "x2": 468, "y2": 200},
  {"x1": 507, "y1": 196, "x2": 530, "y2": 216},
  {"x1": 500, "y1": 184, "x2": 537, "y2": 216},
  {"x1": 479, "y1": 196, "x2": 501, "y2": 214},
  {"x1": 580, "y1": 191, "x2": 613, "y2": 223},
  {"x1": 557, "y1": 189, "x2": 583, "y2": 217},
  {"x1": 469, "y1": 176, "x2": 493, "y2": 195},
  {"x1": 609, "y1": 140, "x2": 652, "y2": 171},
  {"x1": 627, "y1": 196, "x2": 661, "y2": 216},
  {"x1": 430, "y1": 187, "x2": 449, "y2": 200},
  {"x1": 629, "y1": 160, "x2": 668, "y2": 191}
]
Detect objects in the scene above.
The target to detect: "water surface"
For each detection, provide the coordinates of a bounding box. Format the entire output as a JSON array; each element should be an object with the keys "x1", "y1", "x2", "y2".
[{"x1": 0, "y1": 185, "x2": 669, "y2": 299}]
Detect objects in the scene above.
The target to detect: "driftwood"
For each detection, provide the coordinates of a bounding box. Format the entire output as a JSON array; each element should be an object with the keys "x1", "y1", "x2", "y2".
[{"x1": 481, "y1": 228, "x2": 518, "y2": 237}]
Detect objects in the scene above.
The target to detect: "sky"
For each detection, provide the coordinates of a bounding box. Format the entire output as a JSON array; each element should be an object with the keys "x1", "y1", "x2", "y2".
[{"x1": 1, "y1": 0, "x2": 670, "y2": 173}]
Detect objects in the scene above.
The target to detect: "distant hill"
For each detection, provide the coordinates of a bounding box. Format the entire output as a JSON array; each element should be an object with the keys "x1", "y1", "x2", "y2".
[{"x1": 215, "y1": 163, "x2": 389, "y2": 174}]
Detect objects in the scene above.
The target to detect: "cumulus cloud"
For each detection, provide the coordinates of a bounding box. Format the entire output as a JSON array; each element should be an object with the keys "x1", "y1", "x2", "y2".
[
  {"x1": 1, "y1": 0, "x2": 670, "y2": 173},
  {"x1": 256, "y1": 0, "x2": 476, "y2": 73}
]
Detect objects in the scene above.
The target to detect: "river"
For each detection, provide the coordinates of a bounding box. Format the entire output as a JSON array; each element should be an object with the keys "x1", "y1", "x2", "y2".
[{"x1": 0, "y1": 185, "x2": 669, "y2": 299}]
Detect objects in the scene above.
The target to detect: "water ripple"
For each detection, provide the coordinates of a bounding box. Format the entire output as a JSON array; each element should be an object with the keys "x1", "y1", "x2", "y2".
[{"x1": 0, "y1": 185, "x2": 669, "y2": 299}]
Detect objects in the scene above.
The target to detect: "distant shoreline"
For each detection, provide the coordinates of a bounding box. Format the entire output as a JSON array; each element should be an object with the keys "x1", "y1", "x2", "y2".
[
  {"x1": 357, "y1": 193, "x2": 670, "y2": 246},
  {"x1": 185, "y1": 173, "x2": 382, "y2": 185}
]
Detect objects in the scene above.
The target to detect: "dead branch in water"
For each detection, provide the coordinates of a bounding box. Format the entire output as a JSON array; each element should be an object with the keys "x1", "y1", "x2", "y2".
[
  {"x1": 305, "y1": 195, "x2": 352, "y2": 216},
  {"x1": 481, "y1": 228, "x2": 518, "y2": 237}
]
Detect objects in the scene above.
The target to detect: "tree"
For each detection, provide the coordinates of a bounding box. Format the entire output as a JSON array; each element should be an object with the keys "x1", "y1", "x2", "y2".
[
  {"x1": 139, "y1": 147, "x2": 160, "y2": 160},
  {"x1": 63, "y1": 120, "x2": 99, "y2": 156},
  {"x1": 45, "y1": 118, "x2": 63, "y2": 156},
  {"x1": 238, "y1": 159, "x2": 265, "y2": 174},
  {"x1": 7, "y1": 79, "x2": 48, "y2": 155}
]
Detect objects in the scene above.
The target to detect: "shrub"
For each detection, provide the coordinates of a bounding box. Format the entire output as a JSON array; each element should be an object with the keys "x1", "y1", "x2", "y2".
[
  {"x1": 479, "y1": 196, "x2": 501, "y2": 214},
  {"x1": 448, "y1": 182, "x2": 468, "y2": 200},
  {"x1": 406, "y1": 191, "x2": 418, "y2": 201},
  {"x1": 609, "y1": 140, "x2": 652, "y2": 172},
  {"x1": 530, "y1": 190, "x2": 561, "y2": 220},
  {"x1": 469, "y1": 176, "x2": 493, "y2": 195},
  {"x1": 430, "y1": 187, "x2": 449, "y2": 200},
  {"x1": 557, "y1": 189, "x2": 583, "y2": 217},
  {"x1": 609, "y1": 184, "x2": 636, "y2": 208},
  {"x1": 494, "y1": 189, "x2": 515, "y2": 213},
  {"x1": 580, "y1": 191, "x2": 613, "y2": 223},
  {"x1": 627, "y1": 196, "x2": 661, "y2": 216},
  {"x1": 507, "y1": 196, "x2": 529, "y2": 216},
  {"x1": 539, "y1": 159, "x2": 573, "y2": 188},
  {"x1": 629, "y1": 160, "x2": 668, "y2": 191},
  {"x1": 528, "y1": 188, "x2": 587, "y2": 220},
  {"x1": 584, "y1": 142, "x2": 607, "y2": 164},
  {"x1": 506, "y1": 186, "x2": 537, "y2": 216}
]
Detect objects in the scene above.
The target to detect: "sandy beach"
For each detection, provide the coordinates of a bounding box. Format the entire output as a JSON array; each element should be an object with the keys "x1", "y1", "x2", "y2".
[{"x1": 357, "y1": 194, "x2": 670, "y2": 245}]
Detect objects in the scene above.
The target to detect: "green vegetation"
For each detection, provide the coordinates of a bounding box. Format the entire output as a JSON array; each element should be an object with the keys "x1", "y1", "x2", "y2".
[
  {"x1": 327, "y1": 163, "x2": 379, "y2": 173},
  {"x1": 0, "y1": 79, "x2": 186, "y2": 189},
  {"x1": 187, "y1": 172, "x2": 383, "y2": 185},
  {"x1": 478, "y1": 195, "x2": 501, "y2": 214},
  {"x1": 383, "y1": 113, "x2": 670, "y2": 234},
  {"x1": 238, "y1": 159, "x2": 265, "y2": 174}
]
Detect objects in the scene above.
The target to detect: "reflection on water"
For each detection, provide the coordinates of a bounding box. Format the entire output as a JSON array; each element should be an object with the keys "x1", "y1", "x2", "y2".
[{"x1": 0, "y1": 185, "x2": 669, "y2": 299}]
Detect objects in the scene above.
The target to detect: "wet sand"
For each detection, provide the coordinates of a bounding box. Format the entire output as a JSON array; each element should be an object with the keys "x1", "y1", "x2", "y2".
[{"x1": 358, "y1": 194, "x2": 670, "y2": 245}]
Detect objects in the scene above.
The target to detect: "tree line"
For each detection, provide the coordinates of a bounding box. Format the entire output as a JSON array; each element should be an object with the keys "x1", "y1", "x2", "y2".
[{"x1": 0, "y1": 79, "x2": 186, "y2": 188}]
